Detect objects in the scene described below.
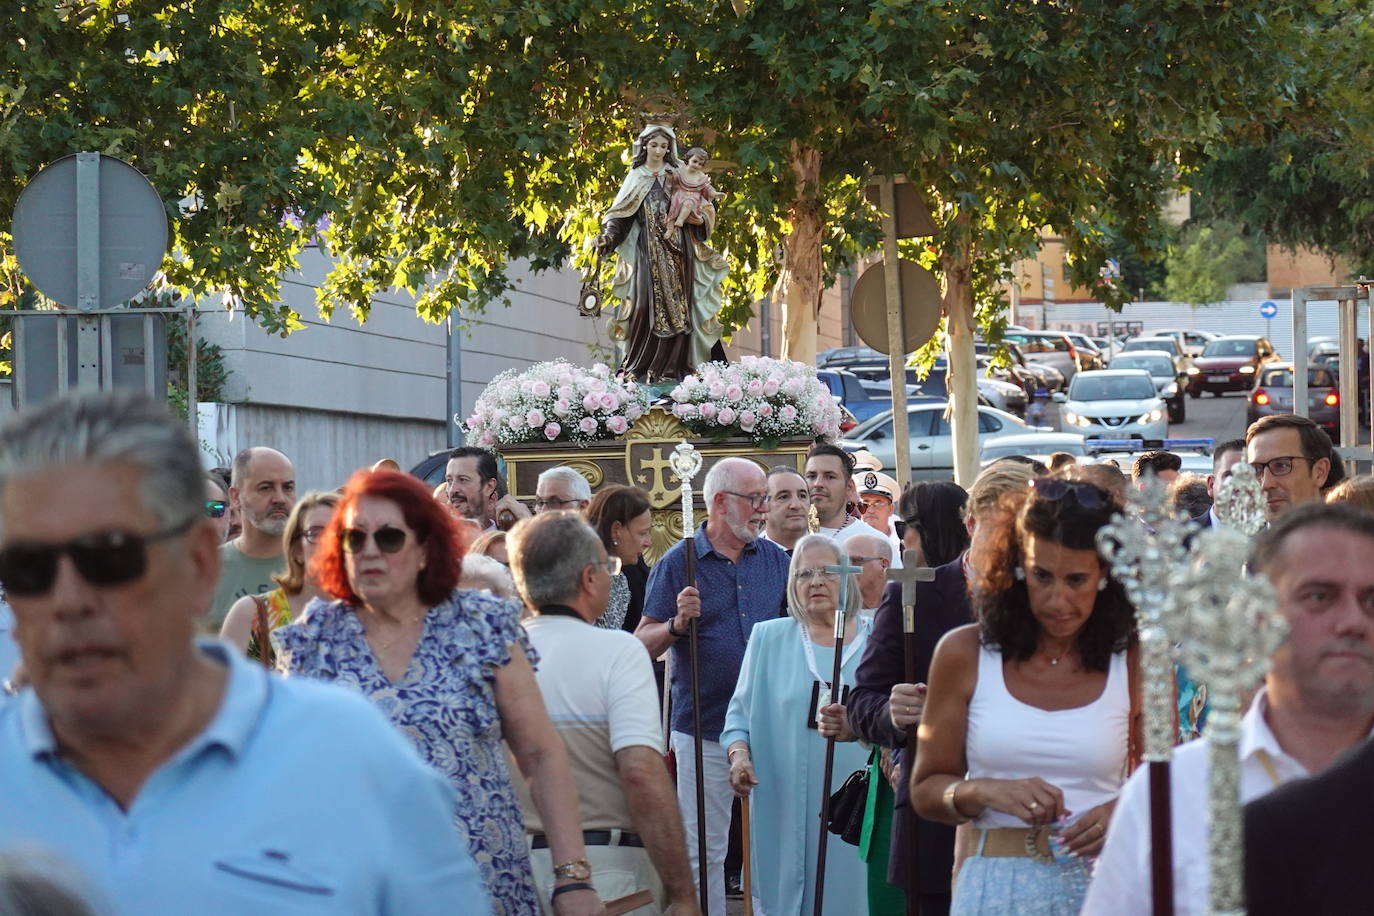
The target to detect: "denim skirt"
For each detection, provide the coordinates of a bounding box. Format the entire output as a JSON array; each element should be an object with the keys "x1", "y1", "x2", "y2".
[{"x1": 951, "y1": 854, "x2": 1092, "y2": 916}]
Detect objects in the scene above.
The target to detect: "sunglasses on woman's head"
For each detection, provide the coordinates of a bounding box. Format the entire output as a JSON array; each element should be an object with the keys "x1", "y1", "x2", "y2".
[
  {"x1": 205, "y1": 499, "x2": 228, "y2": 519},
  {"x1": 341, "y1": 525, "x2": 410, "y2": 554},
  {"x1": 1030, "y1": 478, "x2": 1108, "y2": 510},
  {"x1": 0, "y1": 517, "x2": 197, "y2": 597}
]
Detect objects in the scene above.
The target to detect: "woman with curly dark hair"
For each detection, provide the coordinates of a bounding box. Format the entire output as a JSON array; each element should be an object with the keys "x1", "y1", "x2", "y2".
[{"x1": 910, "y1": 474, "x2": 1139, "y2": 915}]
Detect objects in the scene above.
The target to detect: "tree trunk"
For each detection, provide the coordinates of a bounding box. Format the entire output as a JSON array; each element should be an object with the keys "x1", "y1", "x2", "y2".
[
  {"x1": 778, "y1": 143, "x2": 823, "y2": 366},
  {"x1": 941, "y1": 228, "x2": 980, "y2": 488}
]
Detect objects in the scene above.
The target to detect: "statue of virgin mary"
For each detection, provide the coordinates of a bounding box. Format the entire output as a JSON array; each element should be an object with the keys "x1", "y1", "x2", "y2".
[{"x1": 595, "y1": 124, "x2": 729, "y2": 382}]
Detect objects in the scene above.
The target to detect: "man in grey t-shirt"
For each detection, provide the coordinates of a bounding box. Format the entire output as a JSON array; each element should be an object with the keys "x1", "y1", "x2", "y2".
[{"x1": 207, "y1": 446, "x2": 296, "y2": 627}]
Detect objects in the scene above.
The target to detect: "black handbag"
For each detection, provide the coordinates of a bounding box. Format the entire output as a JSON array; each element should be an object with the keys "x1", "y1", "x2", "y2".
[{"x1": 826, "y1": 767, "x2": 870, "y2": 847}]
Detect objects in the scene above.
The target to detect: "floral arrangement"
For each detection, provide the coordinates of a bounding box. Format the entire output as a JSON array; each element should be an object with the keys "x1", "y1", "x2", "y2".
[
  {"x1": 462, "y1": 359, "x2": 646, "y2": 447},
  {"x1": 668, "y1": 356, "x2": 841, "y2": 445}
]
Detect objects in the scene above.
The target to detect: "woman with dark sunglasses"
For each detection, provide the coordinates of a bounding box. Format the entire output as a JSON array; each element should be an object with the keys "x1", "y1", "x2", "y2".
[
  {"x1": 911, "y1": 472, "x2": 1140, "y2": 916},
  {"x1": 272, "y1": 469, "x2": 597, "y2": 916},
  {"x1": 219, "y1": 490, "x2": 339, "y2": 664}
]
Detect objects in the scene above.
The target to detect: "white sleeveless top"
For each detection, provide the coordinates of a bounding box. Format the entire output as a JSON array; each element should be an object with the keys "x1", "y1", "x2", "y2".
[{"x1": 965, "y1": 643, "x2": 1130, "y2": 828}]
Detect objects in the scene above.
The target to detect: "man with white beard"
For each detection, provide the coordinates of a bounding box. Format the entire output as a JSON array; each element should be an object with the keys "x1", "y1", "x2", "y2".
[{"x1": 207, "y1": 447, "x2": 296, "y2": 628}]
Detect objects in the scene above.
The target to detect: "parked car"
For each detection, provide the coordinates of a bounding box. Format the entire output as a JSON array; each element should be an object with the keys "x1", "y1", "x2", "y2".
[
  {"x1": 1054, "y1": 369, "x2": 1168, "y2": 440},
  {"x1": 1002, "y1": 330, "x2": 1080, "y2": 383},
  {"x1": 1108, "y1": 350, "x2": 1189, "y2": 423},
  {"x1": 1189, "y1": 335, "x2": 1281, "y2": 397},
  {"x1": 1085, "y1": 438, "x2": 1217, "y2": 475},
  {"x1": 817, "y1": 346, "x2": 888, "y2": 369},
  {"x1": 1062, "y1": 332, "x2": 1106, "y2": 371},
  {"x1": 839, "y1": 403, "x2": 1051, "y2": 480},
  {"x1": 1150, "y1": 328, "x2": 1219, "y2": 358},
  {"x1": 816, "y1": 368, "x2": 888, "y2": 423},
  {"x1": 979, "y1": 432, "x2": 1088, "y2": 467},
  {"x1": 975, "y1": 341, "x2": 1041, "y2": 395},
  {"x1": 1247, "y1": 363, "x2": 1341, "y2": 437},
  {"x1": 410, "y1": 449, "x2": 450, "y2": 487}
]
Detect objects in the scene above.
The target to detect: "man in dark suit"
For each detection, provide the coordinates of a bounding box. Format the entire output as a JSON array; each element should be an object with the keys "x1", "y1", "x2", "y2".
[
  {"x1": 1244, "y1": 737, "x2": 1374, "y2": 915},
  {"x1": 1191, "y1": 437, "x2": 1245, "y2": 528},
  {"x1": 845, "y1": 460, "x2": 1038, "y2": 916}
]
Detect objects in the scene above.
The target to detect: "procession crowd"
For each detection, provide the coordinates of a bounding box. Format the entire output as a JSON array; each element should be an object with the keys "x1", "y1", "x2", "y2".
[{"x1": 0, "y1": 390, "x2": 1372, "y2": 916}]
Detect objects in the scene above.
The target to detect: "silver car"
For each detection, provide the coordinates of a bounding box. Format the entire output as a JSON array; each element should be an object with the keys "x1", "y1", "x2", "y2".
[
  {"x1": 840, "y1": 404, "x2": 1052, "y2": 480},
  {"x1": 1003, "y1": 330, "x2": 1079, "y2": 383},
  {"x1": 1108, "y1": 350, "x2": 1189, "y2": 423},
  {"x1": 1055, "y1": 369, "x2": 1168, "y2": 440}
]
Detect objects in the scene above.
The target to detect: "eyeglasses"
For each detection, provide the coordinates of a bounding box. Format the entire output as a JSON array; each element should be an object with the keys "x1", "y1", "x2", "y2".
[
  {"x1": 722, "y1": 491, "x2": 769, "y2": 510},
  {"x1": 534, "y1": 496, "x2": 582, "y2": 511},
  {"x1": 341, "y1": 525, "x2": 410, "y2": 554},
  {"x1": 300, "y1": 526, "x2": 327, "y2": 545},
  {"x1": 848, "y1": 555, "x2": 886, "y2": 566},
  {"x1": 591, "y1": 556, "x2": 623, "y2": 576},
  {"x1": 1249, "y1": 456, "x2": 1314, "y2": 478},
  {"x1": 0, "y1": 516, "x2": 197, "y2": 597},
  {"x1": 1030, "y1": 478, "x2": 1109, "y2": 510},
  {"x1": 205, "y1": 500, "x2": 228, "y2": 519},
  {"x1": 796, "y1": 567, "x2": 841, "y2": 582}
]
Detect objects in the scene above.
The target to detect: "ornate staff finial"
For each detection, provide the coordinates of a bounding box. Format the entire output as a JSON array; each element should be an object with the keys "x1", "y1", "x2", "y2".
[
  {"x1": 669, "y1": 442, "x2": 702, "y2": 533},
  {"x1": 1098, "y1": 472, "x2": 1190, "y2": 760},
  {"x1": 808, "y1": 503, "x2": 821, "y2": 534},
  {"x1": 1214, "y1": 460, "x2": 1266, "y2": 536},
  {"x1": 1170, "y1": 524, "x2": 1287, "y2": 915}
]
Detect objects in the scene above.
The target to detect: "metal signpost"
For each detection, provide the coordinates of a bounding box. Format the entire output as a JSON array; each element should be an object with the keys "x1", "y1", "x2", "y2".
[{"x1": 10, "y1": 152, "x2": 172, "y2": 408}]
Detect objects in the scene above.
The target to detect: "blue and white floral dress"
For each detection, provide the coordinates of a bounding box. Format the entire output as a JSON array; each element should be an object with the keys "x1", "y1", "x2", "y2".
[{"x1": 273, "y1": 588, "x2": 539, "y2": 915}]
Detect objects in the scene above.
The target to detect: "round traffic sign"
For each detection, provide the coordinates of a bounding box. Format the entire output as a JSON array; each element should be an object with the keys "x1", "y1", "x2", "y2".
[
  {"x1": 1259, "y1": 301, "x2": 1279, "y2": 319},
  {"x1": 849, "y1": 259, "x2": 942, "y2": 355},
  {"x1": 12, "y1": 153, "x2": 168, "y2": 310}
]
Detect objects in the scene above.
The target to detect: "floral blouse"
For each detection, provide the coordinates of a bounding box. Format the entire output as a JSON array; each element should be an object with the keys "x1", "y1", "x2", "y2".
[{"x1": 272, "y1": 588, "x2": 539, "y2": 916}]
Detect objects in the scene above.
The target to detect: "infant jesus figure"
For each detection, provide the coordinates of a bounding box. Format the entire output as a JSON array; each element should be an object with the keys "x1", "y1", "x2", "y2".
[{"x1": 665, "y1": 147, "x2": 726, "y2": 236}]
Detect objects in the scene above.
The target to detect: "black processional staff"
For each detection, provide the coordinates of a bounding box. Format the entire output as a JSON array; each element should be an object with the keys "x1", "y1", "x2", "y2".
[
  {"x1": 813, "y1": 554, "x2": 864, "y2": 916},
  {"x1": 886, "y1": 551, "x2": 936, "y2": 759},
  {"x1": 669, "y1": 442, "x2": 709, "y2": 916}
]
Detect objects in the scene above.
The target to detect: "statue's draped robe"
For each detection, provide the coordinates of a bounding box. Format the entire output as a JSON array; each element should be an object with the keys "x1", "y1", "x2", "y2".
[{"x1": 601, "y1": 166, "x2": 728, "y2": 381}]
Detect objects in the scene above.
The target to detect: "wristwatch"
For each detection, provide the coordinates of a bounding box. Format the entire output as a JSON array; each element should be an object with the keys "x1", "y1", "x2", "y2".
[{"x1": 553, "y1": 858, "x2": 592, "y2": 881}]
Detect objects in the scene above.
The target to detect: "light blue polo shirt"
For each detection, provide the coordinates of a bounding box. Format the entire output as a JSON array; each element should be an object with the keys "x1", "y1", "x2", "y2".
[
  {"x1": 0, "y1": 642, "x2": 491, "y2": 915},
  {"x1": 0, "y1": 599, "x2": 18, "y2": 693}
]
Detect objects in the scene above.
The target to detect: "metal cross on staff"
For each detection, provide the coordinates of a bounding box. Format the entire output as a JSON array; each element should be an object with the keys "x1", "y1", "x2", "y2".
[
  {"x1": 1098, "y1": 472, "x2": 1192, "y2": 916},
  {"x1": 886, "y1": 552, "x2": 937, "y2": 759},
  {"x1": 1171, "y1": 466, "x2": 1286, "y2": 916},
  {"x1": 813, "y1": 554, "x2": 863, "y2": 916},
  {"x1": 668, "y1": 441, "x2": 708, "y2": 915}
]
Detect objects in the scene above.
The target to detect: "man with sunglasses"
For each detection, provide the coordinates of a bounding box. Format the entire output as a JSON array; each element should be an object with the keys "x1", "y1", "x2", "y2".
[
  {"x1": 207, "y1": 446, "x2": 297, "y2": 628},
  {"x1": 510, "y1": 512, "x2": 697, "y2": 915},
  {"x1": 1245, "y1": 414, "x2": 1342, "y2": 521},
  {"x1": 0, "y1": 392, "x2": 488, "y2": 913}
]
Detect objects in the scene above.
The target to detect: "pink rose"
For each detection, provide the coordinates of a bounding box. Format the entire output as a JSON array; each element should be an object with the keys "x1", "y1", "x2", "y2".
[
  {"x1": 531, "y1": 381, "x2": 551, "y2": 398},
  {"x1": 607, "y1": 415, "x2": 629, "y2": 435},
  {"x1": 671, "y1": 387, "x2": 690, "y2": 403},
  {"x1": 699, "y1": 403, "x2": 717, "y2": 419},
  {"x1": 588, "y1": 378, "x2": 607, "y2": 393},
  {"x1": 552, "y1": 399, "x2": 571, "y2": 416},
  {"x1": 508, "y1": 416, "x2": 525, "y2": 431},
  {"x1": 520, "y1": 379, "x2": 535, "y2": 394},
  {"x1": 746, "y1": 379, "x2": 764, "y2": 396},
  {"x1": 708, "y1": 381, "x2": 726, "y2": 399},
  {"x1": 599, "y1": 392, "x2": 618, "y2": 410},
  {"x1": 725, "y1": 384, "x2": 743, "y2": 401},
  {"x1": 480, "y1": 432, "x2": 497, "y2": 447},
  {"x1": 739, "y1": 410, "x2": 757, "y2": 431},
  {"x1": 582, "y1": 393, "x2": 600, "y2": 412},
  {"x1": 780, "y1": 404, "x2": 798, "y2": 422},
  {"x1": 762, "y1": 379, "x2": 780, "y2": 397},
  {"x1": 782, "y1": 378, "x2": 803, "y2": 396},
  {"x1": 759, "y1": 403, "x2": 774, "y2": 418},
  {"x1": 579, "y1": 416, "x2": 599, "y2": 435},
  {"x1": 717, "y1": 407, "x2": 737, "y2": 425},
  {"x1": 626, "y1": 404, "x2": 644, "y2": 421},
  {"x1": 557, "y1": 385, "x2": 574, "y2": 400},
  {"x1": 526, "y1": 408, "x2": 545, "y2": 428},
  {"x1": 542, "y1": 422, "x2": 560, "y2": 440}
]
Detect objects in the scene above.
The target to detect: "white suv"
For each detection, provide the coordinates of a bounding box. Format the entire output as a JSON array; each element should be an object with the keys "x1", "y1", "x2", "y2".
[{"x1": 1055, "y1": 369, "x2": 1168, "y2": 440}]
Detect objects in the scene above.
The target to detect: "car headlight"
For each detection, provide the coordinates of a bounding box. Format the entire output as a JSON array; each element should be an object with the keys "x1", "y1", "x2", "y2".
[
  {"x1": 1187, "y1": 367, "x2": 1200, "y2": 375},
  {"x1": 1062, "y1": 411, "x2": 1089, "y2": 427},
  {"x1": 1239, "y1": 365, "x2": 1255, "y2": 374},
  {"x1": 1142, "y1": 408, "x2": 1164, "y2": 423}
]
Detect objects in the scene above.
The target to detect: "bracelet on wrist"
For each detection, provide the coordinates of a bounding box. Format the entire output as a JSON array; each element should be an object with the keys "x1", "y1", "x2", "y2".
[
  {"x1": 551, "y1": 881, "x2": 595, "y2": 900},
  {"x1": 943, "y1": 779, "x2": 972, "y2": 824},
  {"x1": 667, "y1": 618, "x2": 684, "y2": 638}
]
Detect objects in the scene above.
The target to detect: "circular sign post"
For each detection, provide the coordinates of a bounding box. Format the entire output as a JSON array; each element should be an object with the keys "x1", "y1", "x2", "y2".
[{"x1": 1260, "y1": 300, "x2": 1278, "y2": 344}]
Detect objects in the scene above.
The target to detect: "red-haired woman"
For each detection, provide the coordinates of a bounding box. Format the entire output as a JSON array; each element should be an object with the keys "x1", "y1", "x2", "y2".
[{"x1": 272, "y1": 469, "x2": 602, "y2": 916}]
